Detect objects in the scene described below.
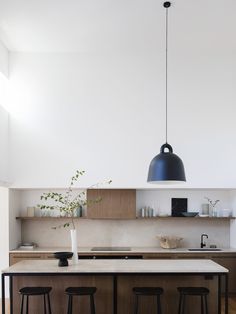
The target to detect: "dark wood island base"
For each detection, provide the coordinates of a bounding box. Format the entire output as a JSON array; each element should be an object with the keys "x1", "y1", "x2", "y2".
[{"x1": 2, "y1": 259, "x2": 228, "y2": 314}]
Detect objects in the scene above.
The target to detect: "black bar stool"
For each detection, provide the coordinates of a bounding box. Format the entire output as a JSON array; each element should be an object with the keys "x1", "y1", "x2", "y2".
[
  {"x1": 19, "y1": 287, "x2": 52, "y2": 314},
  {"x1": 132, "y1": 287, "x2": 164, "y2": 314},
  {"x1": 177, "y1": 287, "x2": 209, "y2": 314},
  {"x1": 65, "y1": 287, "x2": 97, "y2": 314}
]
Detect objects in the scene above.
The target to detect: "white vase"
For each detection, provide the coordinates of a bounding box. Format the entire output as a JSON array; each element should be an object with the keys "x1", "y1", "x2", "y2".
[{"x1": 70, "y1": 229, "x2": 78, "y2": 265}]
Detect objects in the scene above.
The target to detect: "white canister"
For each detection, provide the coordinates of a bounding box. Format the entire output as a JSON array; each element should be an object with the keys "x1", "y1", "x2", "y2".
[
  {"x1": 27, "y1": 207, "x2": 35, "y2": 217},
  {"x1": 222, "y1": 209, "x2": 231, "y2": 217},
  {"x1": 201, "y1": 204, "x2": 209, "y2": 215}
]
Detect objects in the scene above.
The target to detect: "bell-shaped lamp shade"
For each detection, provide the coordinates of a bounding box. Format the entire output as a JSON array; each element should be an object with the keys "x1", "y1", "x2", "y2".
[{"x1": 147, "y1": 143, "x2": 186, "y2": 184}]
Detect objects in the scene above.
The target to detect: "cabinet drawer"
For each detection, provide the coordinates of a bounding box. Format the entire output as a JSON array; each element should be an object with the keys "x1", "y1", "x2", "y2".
[
  {"x1": 143, "y1": 254, "x2": 174, "y2": 259},
  {"x1": 9, "y1": 253, "x2": 43, "y2": 265}
]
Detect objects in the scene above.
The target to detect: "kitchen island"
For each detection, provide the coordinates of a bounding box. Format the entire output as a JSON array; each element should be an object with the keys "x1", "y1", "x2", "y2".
[{"x1": 2, "y1": 259, "x2": 228, "y2": 314}]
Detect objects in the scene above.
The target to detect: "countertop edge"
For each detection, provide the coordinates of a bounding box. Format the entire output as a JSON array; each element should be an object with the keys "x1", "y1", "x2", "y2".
[{"x1": 9, "y1": 247, "x2": 236, "y2": 254}]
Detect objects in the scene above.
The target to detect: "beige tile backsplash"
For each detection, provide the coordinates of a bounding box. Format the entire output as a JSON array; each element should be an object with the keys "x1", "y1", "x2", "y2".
[{"x1": 21, "y1": 218, "x2": 230, "y2": 248}]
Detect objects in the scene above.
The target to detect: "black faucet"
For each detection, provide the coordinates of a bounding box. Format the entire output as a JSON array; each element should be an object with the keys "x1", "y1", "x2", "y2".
[{"x1": 201, "y1": 234, "x2": 208, "y2": 248}]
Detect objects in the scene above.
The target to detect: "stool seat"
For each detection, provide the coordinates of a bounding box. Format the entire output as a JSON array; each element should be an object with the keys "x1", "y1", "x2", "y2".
[
  {"x1": 177, "y1": 287, "x2": 209, "y2": 296},
  {"x1": 19, "y1": 286, "x2": 52, "y2": 314},
  {"x1": 65, "y1": 287, "x2": 97, "y2": 296},
  {"x1": 19, "y1": 287, "x2": 52, "y2": 296},
  {"x1": 133, "y1": 287, "x2": 164, "y2": 295}
]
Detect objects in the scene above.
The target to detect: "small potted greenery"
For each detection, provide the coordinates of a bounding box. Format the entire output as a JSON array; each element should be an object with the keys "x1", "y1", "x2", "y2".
[
  {"x1": 38, "y1": 170, "x2": 111, "y2": 264},
  {"x1": 204, "y1": 197, "x2": 220, "y2": 217}
]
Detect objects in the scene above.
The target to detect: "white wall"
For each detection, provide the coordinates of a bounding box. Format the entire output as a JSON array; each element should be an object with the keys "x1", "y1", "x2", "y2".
[
  {"x1": 0, "y1": 104, "x2": 9, "y2": 184},
  {"x1": 0, "y1": 40, "x2": 9, "y2": 184},
  {"x1": 0, "y1": 187, "x2": 9, "y2": 297},
  {"x1": 9, "y1": 189, "x2": 21, "y2": 250},
  {"x1": 0, "y1": 40, "x2": 8, "y2": 77},
  {"x1": 7, "y1": 49, "x2": 236, "y2": 189}
]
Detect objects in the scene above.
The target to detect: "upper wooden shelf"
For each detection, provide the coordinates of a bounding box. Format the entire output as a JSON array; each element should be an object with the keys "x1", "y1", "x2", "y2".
[
  {"x1": 136, "y1": 216, "x2": 236, "y2": 219},
  {"x1": 16, "y1": 216, "x2": 236, "y2": 220},
  {"x1": 16, "y1": 216, "x2": 86, "y2": 220}
]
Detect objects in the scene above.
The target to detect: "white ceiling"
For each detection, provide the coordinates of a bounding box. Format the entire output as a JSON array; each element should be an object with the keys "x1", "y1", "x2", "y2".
[{"x1": 0, "y1": 0, "x2": 235, "y2": 53}]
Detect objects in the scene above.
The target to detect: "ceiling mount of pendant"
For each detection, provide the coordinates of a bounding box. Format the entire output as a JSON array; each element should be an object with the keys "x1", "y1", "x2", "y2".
[{"x1": 163, "y1": 2, "x2": 171, "y2": 8}]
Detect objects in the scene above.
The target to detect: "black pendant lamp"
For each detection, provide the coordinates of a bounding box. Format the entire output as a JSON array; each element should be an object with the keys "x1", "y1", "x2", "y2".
[{"x1": 147, "y1": 1, "x2": 186, "y2": 184}]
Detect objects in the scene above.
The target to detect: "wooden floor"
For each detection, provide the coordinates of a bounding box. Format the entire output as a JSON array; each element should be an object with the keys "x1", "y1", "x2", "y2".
[
  {"x1": 222, "y1": 297, "x2": 236, "y2": 314},
  {"x1": 1, "y1": 297, "x2": 236, "y2": 313}
]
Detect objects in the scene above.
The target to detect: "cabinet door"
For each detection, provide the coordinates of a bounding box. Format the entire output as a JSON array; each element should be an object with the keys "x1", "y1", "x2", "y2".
[
  {"x1": 87, "y1": 189, "x2": 136, "y2": 219},
  {"x1": 212, "y1": 256, "x2": 236, "y2": 294},
  {"x1": 9, "y1": 253, "x2": 43, "y2": 266},
  {"x1": 175, "y1": 254, "x2": 207, "y2": 259}
]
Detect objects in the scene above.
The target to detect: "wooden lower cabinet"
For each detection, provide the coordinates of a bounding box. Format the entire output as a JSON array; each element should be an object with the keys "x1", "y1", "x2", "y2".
[
  {"x1": 212, "y1": 255, "x2": 236, "y2": 294},
  {"x1": 117, "y1": 275, "x2": 217, "y2": 314},
  {"x1": 12, "y1": 274, "x2": 218, "y2": 314},
  {"x1": 9, "y1": 253, "x2": 44, "y2": 266},
  {"x1": 9, "y1": 252, "x2": 236, "y2": 296},
  {"x1": 13, "y1": 275, "x2": 113, "y2": 314},
  {"x1": 144, "y1": 253, "x2": 236, "y2": 295}
]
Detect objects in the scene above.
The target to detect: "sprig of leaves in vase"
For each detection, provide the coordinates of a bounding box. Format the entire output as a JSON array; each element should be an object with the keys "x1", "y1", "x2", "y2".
[
  {"x1": 38, "y1": 170, "x2": 112, "y2": 229},
  {"x1": 204, "y1": 197, "x2": 220, "y2": 208}
]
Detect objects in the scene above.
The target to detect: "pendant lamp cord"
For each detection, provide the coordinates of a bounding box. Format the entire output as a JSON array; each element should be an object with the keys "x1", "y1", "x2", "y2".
[{"x1": 165, "y1": 4, "x2": 169, "y2": 144}]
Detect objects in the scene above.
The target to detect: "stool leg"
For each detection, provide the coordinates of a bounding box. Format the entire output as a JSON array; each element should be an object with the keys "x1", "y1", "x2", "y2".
[
  {"x1": 201, "y1": 296, "x2": 204, "y2": 314},
  {"x1": 26, "y1": 296, "x2": 29, "y2": 314},
  {"x1": 134, "y1": 295, "x2": 138, "y2": 314},
  {"x1": 47, "y1": 293, "x2": 52, "y2": 314},
  {"x1": 90, "y1": 295, "x2": 96, "y2": 314},
  {"x1": 181, "y1": 295, "x2": 185, "y2": 314},
  {"x1": 178, "y1": 295, "x2": 182, "y2": 314},
  {"x1": 70, "y1": 295, "x2": 73, "y2": 314},
  {"x1": 44, "y1": 294, "x2": 47, "y2": 314},
  {"x1": 20, "y1": 295, "x2": 24, "y2": 314},
  {"x1": 204, "y1": 296, "x2": 208, "y2": 314},
  {"x1": 157, "y1": 295, "x2": 162, "y2": 314},
  {"x1": 67, "y1": 296, "x2": 72, "y2": 314}
]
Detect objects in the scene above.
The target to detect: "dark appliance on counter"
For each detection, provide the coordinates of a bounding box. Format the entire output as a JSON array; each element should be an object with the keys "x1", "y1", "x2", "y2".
[
  {"x1": 79, "y1": 247, "x2": 143, "y2": 259},
  {"x1": 79, "y1": 255, "x2": 143, "y2": 260}
]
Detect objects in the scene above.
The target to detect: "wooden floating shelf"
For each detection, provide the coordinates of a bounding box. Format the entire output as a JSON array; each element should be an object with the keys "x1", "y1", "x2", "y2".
[
  {"x1": 136, "y1": 216, "x2": 236, "y2": 219},
  {"x1": 16, "y1": 216, "x2": 86, "y2": 220},
  {"x1": 16, "y1": 216, "x2": 236, "y2": 220}
]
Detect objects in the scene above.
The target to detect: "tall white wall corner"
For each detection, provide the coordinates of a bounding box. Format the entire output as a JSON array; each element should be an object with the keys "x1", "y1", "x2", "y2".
[
  {"x1": 0, "y1": 39, "x2": 9, "y2": 78},
  {"x1": 0, "y1": 187, "x2": 9, "y2": 297},
  {"x1": 0, "y1": 104, "x2": 9, "y2": 183}
]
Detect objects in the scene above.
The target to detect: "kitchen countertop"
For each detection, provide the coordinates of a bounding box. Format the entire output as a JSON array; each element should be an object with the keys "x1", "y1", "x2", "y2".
[
  {"x1": 2, "y1": 259, "x2": 229, "y2": 274},
  {"x1": 10, "y1": 247, "x2": 236, "y2": 254}
]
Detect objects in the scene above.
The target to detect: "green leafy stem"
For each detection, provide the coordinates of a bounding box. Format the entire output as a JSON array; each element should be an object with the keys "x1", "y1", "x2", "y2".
[{"x1": 38, "y1": 170, "x2": 112, "y2": 229}]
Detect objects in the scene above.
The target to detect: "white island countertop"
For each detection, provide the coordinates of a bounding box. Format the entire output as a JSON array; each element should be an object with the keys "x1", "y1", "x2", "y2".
[{"x1": 2, "y1": 259, "x2": 228, "y2": 274}]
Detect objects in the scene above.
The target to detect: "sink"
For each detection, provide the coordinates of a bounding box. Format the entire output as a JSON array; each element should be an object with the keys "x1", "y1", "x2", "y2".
[{"x1": 188, "y1": 248, "x2": 222, "y2": 251}]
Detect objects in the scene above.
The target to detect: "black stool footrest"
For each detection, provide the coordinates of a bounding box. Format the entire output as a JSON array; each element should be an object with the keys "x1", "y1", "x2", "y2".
[
  {"x1": 19, "y1": 287, "x2": 52, "y2": 296},
  {"x1": 66, "y1": 287, "x2": 97, "y2": 296},
  {"x1": 133, "y1": 287, "x2": 164, "y2": 295}
]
